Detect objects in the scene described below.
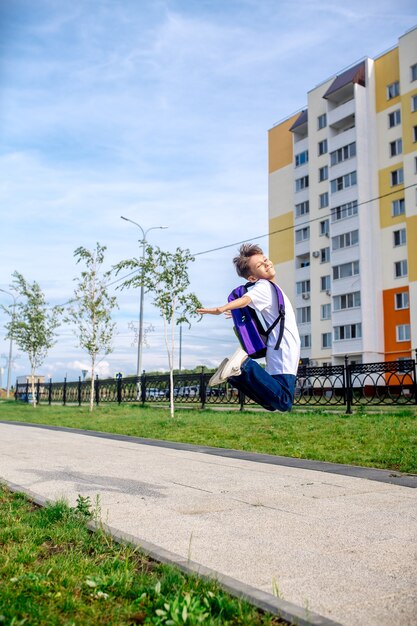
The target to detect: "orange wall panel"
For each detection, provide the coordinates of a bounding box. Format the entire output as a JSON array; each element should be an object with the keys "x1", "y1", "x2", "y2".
[{"x1": 382, "y1": 287, "x2": 411, "y2": 359}]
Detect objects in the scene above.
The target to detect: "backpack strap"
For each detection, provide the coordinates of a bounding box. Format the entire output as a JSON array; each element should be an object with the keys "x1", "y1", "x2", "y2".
[{"x1": 245, "y1": 281, "x2": 286, "y2": 351}]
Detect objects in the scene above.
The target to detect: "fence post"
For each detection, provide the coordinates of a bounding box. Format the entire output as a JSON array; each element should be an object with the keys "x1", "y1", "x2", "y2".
[
  {"x1": 95, "y1": 375, "x2": 100, "y2": 406},
  {"x1": 344, "y1": 355, "x2": 352, "y2": 415},
  {"x1": 141, "y1": 371, "x2": 146, "y2": 404},
  {"x1": 414, "y1": 349, "x2": 417, "y2": 406},
  {"x1": 117, "y1": 374, "x2": 122, "y2": 405},
  {"x1": 15, "y1": 379, "x2": 18, "y2": 401},
  {"x1": 239, "y1": 390, "x2": 245, "y2": 411},
  {"x1": 48, "y1": 378, "x2": 52, "y2": 406},
  {"x1": 200, "y1": 367, "x2": 206, "y2": 409},
  {"x1": 36, "y1": 378, "x2": 40, "y2": 405},
  {"x1": 63, "y1": 377, "x2": 67, "y2": 406},
  {"x1": 78, "y1": 376, "x2": 82, "y2": 406}
]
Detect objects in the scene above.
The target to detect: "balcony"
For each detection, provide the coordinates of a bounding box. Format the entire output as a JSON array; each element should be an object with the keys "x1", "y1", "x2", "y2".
[{"x1": 328, "y1": 98, "x2": 355, "y2": 130}]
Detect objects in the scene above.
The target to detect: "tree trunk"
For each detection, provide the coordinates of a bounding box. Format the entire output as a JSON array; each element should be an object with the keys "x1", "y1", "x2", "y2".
[
  {"x1": 30, "y1": 367, "x2": 36, "y2": 408},
  {"x1": 90, "y1": 358, "x2": 95, "y2": 412}
]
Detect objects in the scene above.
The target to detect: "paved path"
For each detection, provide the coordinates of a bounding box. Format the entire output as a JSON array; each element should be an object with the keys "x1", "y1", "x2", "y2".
[{"x1": 0, "y1": 421, "x2": 416, "y2": 626}]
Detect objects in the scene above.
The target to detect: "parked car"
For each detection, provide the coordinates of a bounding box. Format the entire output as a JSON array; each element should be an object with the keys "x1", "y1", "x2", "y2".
[
  {"x1": 145, "y1": 387, "x2": 165, "y2": 399},
  {"x1": 176, "y1": 385, "x2": 199, "y2": 398}
]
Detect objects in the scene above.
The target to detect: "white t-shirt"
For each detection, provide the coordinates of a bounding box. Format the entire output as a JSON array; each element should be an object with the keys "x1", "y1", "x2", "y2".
[{"x1": 247, "y1": 279, "x2": 300, "y2": 376}]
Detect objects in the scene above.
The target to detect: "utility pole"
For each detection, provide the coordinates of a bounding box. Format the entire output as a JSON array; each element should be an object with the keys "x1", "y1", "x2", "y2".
[{"x1": 120, "y1": 217, "x2": 167, "y2": 377}]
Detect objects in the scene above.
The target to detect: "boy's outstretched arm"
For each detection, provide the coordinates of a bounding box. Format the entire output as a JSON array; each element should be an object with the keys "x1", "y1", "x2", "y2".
[{"x1": 197, "y1": 294, "x2": 252, "y2": 316}]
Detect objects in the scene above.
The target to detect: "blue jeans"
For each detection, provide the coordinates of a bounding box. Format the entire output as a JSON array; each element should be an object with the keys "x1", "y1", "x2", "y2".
[{"x1": 228, "y1": 358, "x2": 296, "y2": 412}]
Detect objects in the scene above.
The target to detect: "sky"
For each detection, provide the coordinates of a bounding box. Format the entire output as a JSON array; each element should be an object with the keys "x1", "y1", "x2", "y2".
[{"x1": 1, "y1": 0, "x2": 416, "y2": 383}]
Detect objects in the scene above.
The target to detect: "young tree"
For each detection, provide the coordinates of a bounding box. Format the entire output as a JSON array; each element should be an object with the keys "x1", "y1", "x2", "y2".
[
  {"x1": 66, "y1": 243, "x2": 118, "y2": 412},
  {"x1": 115, "y1": 245, "x2": 201, "y2": 417},
  {"x1": 1, "y1": 272, "x2": 61, "y2": 407}
]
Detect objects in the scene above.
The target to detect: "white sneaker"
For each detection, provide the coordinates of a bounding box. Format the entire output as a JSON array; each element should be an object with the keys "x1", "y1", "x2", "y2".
[
  {"x1": 218, "y1": 347, "x2": 248, "y2": 380},
  {"x1": 208, "y1": 358, "x2": 229, "y2": 386}
]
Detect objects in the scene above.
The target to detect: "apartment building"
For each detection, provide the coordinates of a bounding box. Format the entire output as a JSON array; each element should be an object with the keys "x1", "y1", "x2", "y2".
[{"x1": 268, "y1": 26, "x2": 417, "y2": 365}]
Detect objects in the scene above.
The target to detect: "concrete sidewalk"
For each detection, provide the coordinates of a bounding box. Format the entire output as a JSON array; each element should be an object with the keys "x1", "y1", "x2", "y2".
[{"x1": 0, "y1": 421, "x2": 416, "y2": 626}]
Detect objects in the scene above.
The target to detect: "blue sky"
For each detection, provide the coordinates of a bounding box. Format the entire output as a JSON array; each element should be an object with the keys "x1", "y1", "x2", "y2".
[{"x1": 1, "y1": 0, "x2": 416, "y2": 382}]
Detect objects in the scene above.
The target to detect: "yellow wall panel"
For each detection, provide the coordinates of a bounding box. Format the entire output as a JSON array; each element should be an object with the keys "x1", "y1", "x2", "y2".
[
  {"x1": 268, "y1": 115, "x2": 298, "y2": 174},
  {"x1": 375, "y1": 48, "x2": 400, "y2": 113},
  {"x1": 268, "y1": 212, "x2": 294, "y2": 264},
  {"x1": 407, "y1": 215, "x2": 417, "y2": 282},
  {"x1": 378, "y1": 166, "x2": 405, "y2": 228}
]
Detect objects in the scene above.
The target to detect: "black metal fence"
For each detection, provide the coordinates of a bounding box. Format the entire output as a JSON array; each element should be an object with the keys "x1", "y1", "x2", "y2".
[{"x1": 15, "y1": 356, "x2": 417, "y2": 414}]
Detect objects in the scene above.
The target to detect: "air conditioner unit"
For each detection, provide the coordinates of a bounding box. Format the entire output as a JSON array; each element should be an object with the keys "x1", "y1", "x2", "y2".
[
  {"x1": 302, "y1": 293, "x2": 310, "y2": 300},
  {"x1": 312, "y1": 251, "x2": 320, "y2": 258}
]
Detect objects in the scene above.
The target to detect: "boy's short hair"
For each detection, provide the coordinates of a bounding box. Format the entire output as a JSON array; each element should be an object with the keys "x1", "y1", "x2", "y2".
[{"x1": 233, "y1": 243, "x2": 264, "y2": 278}]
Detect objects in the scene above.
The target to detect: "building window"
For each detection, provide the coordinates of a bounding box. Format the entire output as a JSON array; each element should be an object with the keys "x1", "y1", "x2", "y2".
[
  {"x1": 320, "y1": 247, "x2": 330, "y2": 263},
  {"x1": 319, "y1": 219, "x2": 329, "y2": 236},
  {"x1": 296, "y1": 306, "x2": 311, "y2": 324},
  {"x1": 412, "y1": 94, "x2": 417, "y2": 112},
  {"x1": 330, "y1": 142, "x2": 356, "y2": 166},
  {"x1": 295, "y1": 150, "x2": 309, "y2": 167},
  {"x1": 387, "y1": 81, "x2": 400, "y2": 100},
  {"x1": 333, "y1": 291, "x2": 361, "y2": 310},
  {"x1": 319, "y1": 192, "x2": 329, "y2": 209},
  {"x1": 394, "y1": 260, "x2": 408, "y2": 278},
  {"x1": 321, "y1": 304, "x2": 331, "y2": 320},
  {"x1": 318, "y1": 113, "x2": 327, "y2": 130},
  {"x1": 320, "y1": 275, "x2": 331, "y2": 291},
  {"x1": 393, "y1": 228, "x2": 406, "y2": 247},
  {"x1": 413, "y1": 126, "x2": 417, "y2": 143},
  {"x1": 331, "y1": 200, "x2": 358, "y2": 222},
  {"x1": 318, "y1": 139, "x2": 328, "y2": 155},
  {"x1": 395, "y1": 291, "x2": 409, "y2": 310},
  {"x1": 388, "y1": 109, "x2": 401, "y2": 128},
  {"x1": 295, "y1": 175, "x2": 309, "y2": 192},
  {"x1": 295, "y1": 201, "x2": 310, "y2": 217},
  {"x1": 396, "y1": 324, "x2": 410, "y2": 342},
  {"x1": 330, "y1": 171, "x2": 357, "y2": 193},
  {"x1": 412, "y1": 64, "x2": 417, "y2": 82},
  {"x1": 296, "y1": 280, "x2": 310, "y2": 295},
  {"x1": 319, "y1": 165, "x2": 328, "y2": 182},
  {"x1": 300, "y1": 334, "x2": 311, "y2": 348},
  {"x1": 321, "y1": 332, "x2": 332, "y2": 348},
  {"x1": 392, "y1": 198, "x2": 405, "y2": 216},
  {"x1": 333, "y1": 260, "x2": 359, "y2": 280},
  {"x1": 332, "y1": 229, "x2": 359, "y2": 250},
  {"x1": 391, "y1": 168, "x2": 404, "y2": 186},
  {"x1": 389, "y1": 139, "x2": 403, "y2": 157},
  {"x1": 295, "y1": 226, "x2": 310, "y2": 243},
  {"x1": 334, "y1": 323, "x2": 362, "y2": 341}
]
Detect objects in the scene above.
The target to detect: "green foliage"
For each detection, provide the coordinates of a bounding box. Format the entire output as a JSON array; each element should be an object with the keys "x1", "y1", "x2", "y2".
[
  {"x1": 66, "y1": 243, "x2": 118, "y2": 411},
  {"x1": 115, "y1": 245, "x2": 202, "y2": 417},
  {"x1": 1, "y1": 272, "x2": 62, "y2": 406},
  {"x1": 0, "y1": 485, "x2": 284, "y2": 625}
]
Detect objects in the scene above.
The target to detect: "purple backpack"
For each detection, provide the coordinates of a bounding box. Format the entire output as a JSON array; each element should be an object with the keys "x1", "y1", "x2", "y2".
[{"x1": 227, "y1": 281, "x2": 285, "y2": 359}]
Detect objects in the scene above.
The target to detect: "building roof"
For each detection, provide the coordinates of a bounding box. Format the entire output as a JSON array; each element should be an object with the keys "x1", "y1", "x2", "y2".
[
  {"x1": 323, "y1": 61, "x2": 366, "y2": 99},
  {"x1": 289, "y1": 109, "x2": 308, "y2": 132}
]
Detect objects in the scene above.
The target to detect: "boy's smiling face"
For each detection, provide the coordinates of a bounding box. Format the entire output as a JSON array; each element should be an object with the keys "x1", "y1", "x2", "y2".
[{"x1": 246, "y1": 254, "x2": 276, "y2": 282}]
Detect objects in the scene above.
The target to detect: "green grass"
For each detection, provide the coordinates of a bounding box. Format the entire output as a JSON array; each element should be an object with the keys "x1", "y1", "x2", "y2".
[
  {"x1": 1, "y1": 400, "x2": 416, "y2": 473},
  {"x1": 0, "y1": 485, "x2": 286, "y2": 625}
]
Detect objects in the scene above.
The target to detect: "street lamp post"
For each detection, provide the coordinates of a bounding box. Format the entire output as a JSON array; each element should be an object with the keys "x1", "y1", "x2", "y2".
[
  {"x1": 0, "y1": 288, "x2": 17, "y2": 398},
  {"x1": 120, "y1": 217, "x2": 167, "y2": 377}
]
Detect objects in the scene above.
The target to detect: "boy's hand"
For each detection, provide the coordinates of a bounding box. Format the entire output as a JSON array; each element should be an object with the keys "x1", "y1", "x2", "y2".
[{"x1": 196, "y1": 306, "x2": 225, "y2": 316}]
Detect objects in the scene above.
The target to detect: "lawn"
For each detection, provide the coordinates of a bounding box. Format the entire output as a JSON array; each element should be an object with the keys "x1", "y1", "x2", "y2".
[
  {"x1": 0, "y1": 484, "x2": 286, "y2": 625},
  {"x1": 1, "y1": 400, "x2": 416, "y2": 473}
]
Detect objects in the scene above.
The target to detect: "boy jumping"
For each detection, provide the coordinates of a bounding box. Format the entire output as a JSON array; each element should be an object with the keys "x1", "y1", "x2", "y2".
[{"x1": 197, "y1": 244, "x2": 300, "y2": 412}]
